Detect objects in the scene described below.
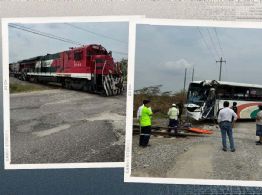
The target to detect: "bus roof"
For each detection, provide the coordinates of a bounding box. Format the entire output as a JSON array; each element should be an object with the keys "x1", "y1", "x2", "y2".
[{"x1": 191, "y1": 80, "x2": 262, "y2": 89}]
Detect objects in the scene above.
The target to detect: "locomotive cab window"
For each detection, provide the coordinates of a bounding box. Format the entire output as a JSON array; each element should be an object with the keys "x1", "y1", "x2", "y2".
[{"x1": 74, "y1": 51, "x2": 83, "y2": 61}]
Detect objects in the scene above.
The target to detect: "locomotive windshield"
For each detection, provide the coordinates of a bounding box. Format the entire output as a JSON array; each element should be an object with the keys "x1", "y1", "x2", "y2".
[
  {"x1": 95, "y1": 59, "x2": 105, "y2": 63},
  {"x1": 87, "y1": 50, "x2": 107, "y2": 56}
]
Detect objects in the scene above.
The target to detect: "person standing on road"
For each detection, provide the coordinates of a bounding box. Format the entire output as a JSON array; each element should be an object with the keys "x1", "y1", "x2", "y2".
[
  {"x1": 177, "y1": 101, "x2": 183, "y2": 121},
  {"x1": 137, "y1": 100, "x2": 145, "y2": 144},
  {"x1": 139, "y1": 100, "x2": 153, "y2": 147},
  {"x1": 167, "y1": 103, "x2": 179, "y2": 135},
  {"x1": 255, "y1": 105, "x2": 262, "y2": 145},
  {"x1": 218, "y1": 101, "x2": 238, "y2": 152},
  {"x1": 231, "y1": 102, "x2": 238, "y2": 128},
  {"x1": 231, "y1": 102, "x2": 238, "y2": 115},
  {"x1": 137, "y1": 100, "x2": 146, "y2": 121}
]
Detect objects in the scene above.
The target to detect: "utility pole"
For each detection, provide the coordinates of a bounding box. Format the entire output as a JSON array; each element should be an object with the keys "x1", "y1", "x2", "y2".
[
  {"x1": 183, "y1": 68, "x2": 187, "y2": 92},
  {"x1": 216, "y1": 57, "x2": 226, "y2": 81},
  {"x1": 192, "y1": 67, "x2": 194, "y2": 81}
]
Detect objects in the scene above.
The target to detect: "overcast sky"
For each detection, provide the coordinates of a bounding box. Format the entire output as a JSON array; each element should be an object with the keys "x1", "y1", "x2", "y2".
[
  {"x1": 134, "y1": 24, "x2": 262, "y2": 92},
  {"x1": 9, "y1": 22, "x2": 128, "y2": 63}
]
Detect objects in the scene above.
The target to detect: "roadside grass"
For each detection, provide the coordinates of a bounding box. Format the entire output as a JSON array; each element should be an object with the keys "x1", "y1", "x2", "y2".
[
  {"x1": 10, "y1": 83, "x2": 52, "y2": 93},
  {"x1": 134, "y1": 92, "x2": 186, "y2": 117},
  {"x1": 152, "y1": 112, "x2": 168, "y2": 119}
]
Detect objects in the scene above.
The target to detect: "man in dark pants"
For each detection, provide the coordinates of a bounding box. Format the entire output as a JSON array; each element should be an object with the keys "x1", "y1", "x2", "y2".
[
  {"x1": 218, "y1": 101, "x2": 238, "y2": 152},
  {"x1": 255, "y1": 105, "x2": 262, "y2": 145},
  {"x1": 139, "y1": 100, "x2": 153, "y2": 147},
  {"x1": 167, "y1": 103, "x2": 179, "y2": 135}
]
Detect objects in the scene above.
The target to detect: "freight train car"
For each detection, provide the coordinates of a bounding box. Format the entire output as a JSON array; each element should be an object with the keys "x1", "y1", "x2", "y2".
[{"x1": 9, "y1": 44, "x2": 124, "y2": 96}]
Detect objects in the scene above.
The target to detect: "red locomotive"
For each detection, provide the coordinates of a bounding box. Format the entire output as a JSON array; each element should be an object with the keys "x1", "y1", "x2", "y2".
[{"x1": 9, "y1": 44, "x2": 124, "y2": 96}]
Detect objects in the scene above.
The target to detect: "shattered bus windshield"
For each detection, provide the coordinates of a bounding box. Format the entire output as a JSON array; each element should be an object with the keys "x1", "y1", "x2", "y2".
[{"x1": 187, "y1": 83, "x2": 207, "y2": 106}]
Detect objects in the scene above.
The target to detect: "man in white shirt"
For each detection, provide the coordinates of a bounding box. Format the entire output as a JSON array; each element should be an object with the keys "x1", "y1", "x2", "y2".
[
  {"x1": 218, "y1": 101, "x2": 238, "y2": 152},
  {"x1": 137, "y1": 101, "x2": 145, "y2": 121}
]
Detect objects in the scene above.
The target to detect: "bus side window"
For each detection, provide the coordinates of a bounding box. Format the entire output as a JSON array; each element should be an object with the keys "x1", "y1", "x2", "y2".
[
  {"x1": 245, "y1": 90, "x2": 250, "y2": 100},
  {"x1": 233, "y1": 87, "x2": 247, "y2": 100},
  {"x1": 216, "y1": 88, "x2": 224, "y2": 99},
  {"x1": 250, "y1": 89, "x2": 257, "y2": 100},
  {"x1": 222, "y1": 86, "x2": 233, "y2": 100},
  {"x1": 257, "y1": 89, "x2": 262, "y2": 99},
  {"x1": 217, "y1": 93, "x2": 223, "y2": 99}
]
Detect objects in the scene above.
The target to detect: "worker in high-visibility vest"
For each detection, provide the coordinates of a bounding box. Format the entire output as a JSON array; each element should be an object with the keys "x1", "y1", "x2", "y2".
[
  {"x1": 139, "y1": 100, "x2": 153, "y2": 147},
  {"x1": 167, "y1": 103, "x2": 179, "y2": 135},
  {"x1": 137, "y1": 100, "x2": 147, "y2": 121}
]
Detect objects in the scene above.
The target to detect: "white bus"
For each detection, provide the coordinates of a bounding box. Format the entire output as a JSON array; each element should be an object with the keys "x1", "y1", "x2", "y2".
[{"x1": 186, "y1": 80, "x2": 262, "y2": 120}]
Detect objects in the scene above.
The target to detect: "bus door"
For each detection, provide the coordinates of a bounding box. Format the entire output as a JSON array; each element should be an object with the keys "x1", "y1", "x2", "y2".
[{"x1": 202, "y1": 88, "x2": 216, "y2": 119}]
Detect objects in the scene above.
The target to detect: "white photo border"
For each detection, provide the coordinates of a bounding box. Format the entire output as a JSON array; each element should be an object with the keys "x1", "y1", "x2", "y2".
[
  {"x1": 124, "y1": 18, "x2": 262, "y2": 187},
  {"x1": 2, "y1": 15, "x2": 144, "y2": 170}
]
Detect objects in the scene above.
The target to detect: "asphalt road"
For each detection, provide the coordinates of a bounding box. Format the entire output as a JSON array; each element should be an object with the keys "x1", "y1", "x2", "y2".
[{"x1": 10, "y1": 88, "x2": 126, "y2": 164}]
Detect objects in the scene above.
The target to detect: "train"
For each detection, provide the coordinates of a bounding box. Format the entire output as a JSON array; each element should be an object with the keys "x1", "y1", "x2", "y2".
[{"x1": 9, "y1": 44, "x2": 124, "y2": 96}]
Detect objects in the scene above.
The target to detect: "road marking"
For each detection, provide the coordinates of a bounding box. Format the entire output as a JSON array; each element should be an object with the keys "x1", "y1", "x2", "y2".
[{"x1": 33, "y1": 124, "x2": 70, "y2": 137}]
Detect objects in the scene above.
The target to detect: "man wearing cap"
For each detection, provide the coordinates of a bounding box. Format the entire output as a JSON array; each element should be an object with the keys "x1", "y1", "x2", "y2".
[
  {"x1": 168, "y1": 104, "x2": 179, "y2": 135},
  {"x1": 139, "y1": 100, "x2": 153, "y2": 147},
  {"x1": 218, "y1": 101, "x2": 238, "y2": 152}
]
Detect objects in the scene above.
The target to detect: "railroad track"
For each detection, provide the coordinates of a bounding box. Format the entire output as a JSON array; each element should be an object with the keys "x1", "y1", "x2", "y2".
[{"x1": 133, "y1": 125, "x2": 211, "y2": 137}]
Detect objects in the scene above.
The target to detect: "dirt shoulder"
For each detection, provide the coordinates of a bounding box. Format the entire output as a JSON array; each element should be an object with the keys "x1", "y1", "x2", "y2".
[{"x1": 131, "y1": 120, "x2": 262, "y2": 180}]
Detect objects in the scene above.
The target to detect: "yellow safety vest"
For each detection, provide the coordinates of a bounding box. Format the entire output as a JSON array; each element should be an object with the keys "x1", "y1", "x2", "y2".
[{"x1": 140, "y1": 106, "x2": 153, "y2": 127}]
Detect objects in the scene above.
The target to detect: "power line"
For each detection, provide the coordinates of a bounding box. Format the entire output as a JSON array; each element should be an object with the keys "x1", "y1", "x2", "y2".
[
  {"x1": 15, "y1": 24, "x2": 83, "y2": 45},
  {"x1": 111, "y1": 50, "x2": 128, "y2": 55},
  {"x1": 213, "y1": 28, "x2": 225, "y2": 58},
  {"x1": 65, "y1": 23, "x2": 128, "y2": 45},
  {"x1": 10, "y1": 24, "x2": 83, "y2": 45},
  {"x1": 198, "y1": 27, "x2": 228, "y2": 81},
  {"x1": 211, "y1": 28, "x2": 227, "y2": 80},
  {"x1": 197, "y1": 27, "x2": 217, "y2": 61},
  {"x1": 9, "y1": 24, "x2": 83, "y2": 46},
  {"x1": 207, "y1": 28, "x2": 220, "y2": 59},
  {"x1": 9, "y1": 24, "x2": 127, "y2": 56}
]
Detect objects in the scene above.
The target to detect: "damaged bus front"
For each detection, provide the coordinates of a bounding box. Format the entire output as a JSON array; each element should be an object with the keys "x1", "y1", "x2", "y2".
[
  {"x1": 186, "y1": 80, "x2": 219, "y2": 120},
  {"x1": 186, "y1": 80, "x2": 262, "y2": 121}
]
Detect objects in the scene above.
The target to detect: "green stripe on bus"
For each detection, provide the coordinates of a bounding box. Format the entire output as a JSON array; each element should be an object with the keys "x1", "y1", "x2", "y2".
[{"x1": 250, "y1": 109, "x2": 259, "y2": 119}]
